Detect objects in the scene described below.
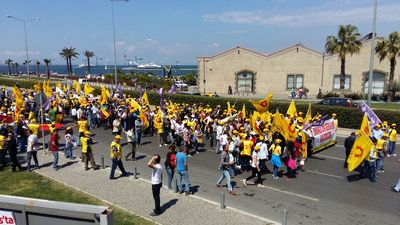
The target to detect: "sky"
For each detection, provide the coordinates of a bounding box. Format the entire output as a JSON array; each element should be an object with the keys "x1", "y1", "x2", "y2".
[{"x1": 1, "y1": 0, "x2": 400, "y2": 65}]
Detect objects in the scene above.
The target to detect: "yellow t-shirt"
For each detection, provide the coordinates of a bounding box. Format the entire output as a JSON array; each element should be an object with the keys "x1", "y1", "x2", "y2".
[
  {"x1": 376, "y1": 139, "x2": 385, "y2": 150},
  {"x1": 0, "y1": 135, "x2": 5, "y2": 150},
  {"x1": 81, "y1": 137, "x2": 89, "y2": 153},
  {"x1": 28, "y1": 124, "x2": 40, "y2": 135},
  {"x1": 241, "y1": 140, "x2": 253, "y2": 156},
  {"x1": 389, "y1": 129, "x2": 397, "y2": 142},
  {"x1": 28, "y1": 111, "x2": 35, "y2": 121},
  {"x1": 110, "y1": 141, "x2": 122, "y2": 159},
  {"x1": 77, "y1": 120, "x2": 88, "y2": 133},
  {"x1": 273, "y1": 145, "x2": 282, "y2": 156}
]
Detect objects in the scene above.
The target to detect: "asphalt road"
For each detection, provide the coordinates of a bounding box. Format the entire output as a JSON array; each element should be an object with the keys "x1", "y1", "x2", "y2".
[{"x1": 63, "y1": 127, "x2": 400, "y2": 225}]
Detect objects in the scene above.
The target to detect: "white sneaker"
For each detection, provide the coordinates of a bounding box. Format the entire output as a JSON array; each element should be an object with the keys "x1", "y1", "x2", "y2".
[
  {"x1": 387, "y1": 154, "x2": 391, "y2": 157},
  {"x1": 393, "y1": 154, "x2": 397, "y2": 157},
  {"x1": 242, "y1": 179, "x2": 247, "y2": 186},
  {"x1": 159, "y1": 144, "x2": 162, "y2": 147},
  {"x1": 257, "y1": 184, "x2": 265, "y2": 188},
  {"x1": 164, "y1": 144, "x2": 168, "y2": 146}
]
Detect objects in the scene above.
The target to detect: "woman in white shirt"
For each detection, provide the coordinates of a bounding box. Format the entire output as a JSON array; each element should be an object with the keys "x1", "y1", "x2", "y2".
[{"x1": 26, "y1": 129, "x2": 39, "y2": 172}]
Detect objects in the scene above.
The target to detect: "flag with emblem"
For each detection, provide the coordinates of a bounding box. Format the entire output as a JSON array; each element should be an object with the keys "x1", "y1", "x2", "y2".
[
  {"x1": 250, "y1": 93, "x2": 272, "y2": 112},
  {"x1": 359, "y1": 113, "x2": 371, "y2": 137},
  {"x1": 141, "y1": 91, "x2": 149, "y2": 107},
  {"x1": 286, "y1": 100, "x2": 297, "y2": 119},
  {"x1": 347, "y1": 130, "x2": 374, "y2": 172}
]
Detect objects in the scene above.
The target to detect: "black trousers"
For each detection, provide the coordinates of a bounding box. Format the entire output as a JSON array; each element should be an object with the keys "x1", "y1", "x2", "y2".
[
  {"x1": 10, "y1": 153, "x2": 22, "y2": 171},
  {"x1": 152, "y1": 183, "x2": 162, "y2": 214},
  {"x1": 0, "y1": 150, "x2": 7, "y2": 167},
  {"x1": 246, "y1": 167, "x2": 262, "y2": 184}
]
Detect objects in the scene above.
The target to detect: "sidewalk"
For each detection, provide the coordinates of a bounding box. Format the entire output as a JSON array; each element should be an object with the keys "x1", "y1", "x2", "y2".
[{"x1": 33, "y1": 153, "x2": 278, "y2": 225}]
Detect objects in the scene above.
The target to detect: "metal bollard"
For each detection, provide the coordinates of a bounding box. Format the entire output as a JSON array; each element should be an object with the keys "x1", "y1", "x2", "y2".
[
  {"x1": 174, "y1": 179, "x2": 178, "y2": 193},
  {"x1": 101, "y1": 156, "x2": 105, "y2": 169},
  {"x1": 220, "y1": 192, "x2": 225, "y2": 209},
  {"x1": 134, "y1": 167, "x2": 138, "y2": 179},
  {"x1": 282, "y1": 209, "x2": 288, "y2": 225}
]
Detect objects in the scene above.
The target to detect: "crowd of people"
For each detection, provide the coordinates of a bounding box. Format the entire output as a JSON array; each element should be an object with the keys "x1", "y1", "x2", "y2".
[{"x1": 0, "y1": 82, "x2": 398, "y2": 216}]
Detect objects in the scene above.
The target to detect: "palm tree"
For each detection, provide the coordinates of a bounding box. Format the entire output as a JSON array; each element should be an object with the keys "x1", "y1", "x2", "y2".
[
  {"x1": 11, "y1": 63, "x2": 16, "y2": 76},
  {"x1": 44, "y1": 58, "x2": 51, "y2": 79},
  {"x1": 15, "y1": 62, "x2": 19, "y2": 75},
  {"x1": 60, "y1": 47, "x2": 79, "y2": 76},
  {"x1": 375, "y1": 31, "x2": 400, "y2": 102},
  {"x1": 5, "y1": 58, "x2": 13, "y2": 76},
  {"x1": 325, "y1": 24, "x2": 362, "y2": 90},
  {"x1": 23, "y1": 60, "x2": 31, "y2": 75},
  {"x1": 83, "y1": 50, "x2": 95, "y2": 74},
  {"x1": 36, "y1": 61, "x2": 41, "y2": 78}
]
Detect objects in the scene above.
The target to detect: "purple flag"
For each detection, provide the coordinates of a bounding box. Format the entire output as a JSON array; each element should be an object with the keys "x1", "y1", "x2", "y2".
[
  {"x1": 44, "y1": 95, "x2": 55, "y2": 111},
  {"x1": 359, "y1": 101, "x2": 381, "y2": 127},
  {"x1": 139, "y1": 86, "x2": 143, "y2": 99},
  {"x1": 169, "y1": 84, "x2": 177, "y2": 94},
  {"x1": 117, "y1": 84, "x2": 123, "y2": 99},
  {"x1": 158, "y1": 87, "x2": 164, "y2": 108},
  {"x1": 303, "y1": 115, "x2": 329, "y2": 130}
]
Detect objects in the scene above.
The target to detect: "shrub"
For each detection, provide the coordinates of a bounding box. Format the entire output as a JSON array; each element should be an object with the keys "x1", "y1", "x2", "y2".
[{"x1": 1, "y1": 77, "x2": 399, "y2": 132}]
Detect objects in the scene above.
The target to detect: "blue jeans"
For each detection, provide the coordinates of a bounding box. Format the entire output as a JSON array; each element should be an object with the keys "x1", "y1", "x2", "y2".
[
  {"x1": 65, "y1": 143, "x2": 73, "y2": 159},
  {"x1": 177, "y1": 170, "x2": 190, "y2": 193},
  {"x1": 18, "y1": 138, "x2": 27, "y2": 153},
  {"x1": 216, "y1": 169, "x2": 232, "y2": 191},
  {"x1": 110, "y1": 157, "x2": 127, "y2": 178},
  {"x1": 135, "y1": 130, "x2": 142, "y2": 145},
  {"x1": 273, "y1": 166, "x2": 279, "y2": 177},
  {"x1": 369, "y1": 160, "x2": 377, "y2": 182},
  {"x1": 388, "y1": 141, "x2": 396, "y2": 155},
  {"x1": 53, "y1": 151, "x2": 59, "y2": 169},
  {"x1": 166, "y1": 166, "x2": 175, "y2": 189},
  {"x1": 27, "y1": 151, "x2": 39, "y2": 171},
  {"x1": 377, "y1": 157, "x2": 384, "y2": 171}
]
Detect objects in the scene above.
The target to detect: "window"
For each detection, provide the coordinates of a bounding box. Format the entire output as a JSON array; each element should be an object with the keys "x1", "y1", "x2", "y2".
[
  {"x1": 237, "y1": 71, "x2": 254, "y2": 93},
  {"x1": 364, "y1": 72, "x2": 385, "y2": 95},
  {"x1": 333, "y1": 75, "x2": 351, "y2": 90},
  {"x1": 287, "y1": 74, "x2": 304, "y2": 89}
]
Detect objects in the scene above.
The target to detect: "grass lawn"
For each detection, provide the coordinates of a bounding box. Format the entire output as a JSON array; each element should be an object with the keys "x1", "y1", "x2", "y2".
[
  {"x1": 371, "y1": 103, "x2": 400, "y2": 110},
  {"x1": 0, "y1": 167, "x2": 154, "y2": 225}
]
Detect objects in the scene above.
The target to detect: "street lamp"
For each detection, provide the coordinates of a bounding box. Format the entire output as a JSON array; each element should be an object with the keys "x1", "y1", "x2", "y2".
[
  {"x1": 7, "y1": 15, "x2": 39, "y2": 81},
  {"x1": 111, "y1": 0, "x2": 129, "y2": 86},
  {"x1": 367, "y1": 0, "x2": 378, "y2": 106}
]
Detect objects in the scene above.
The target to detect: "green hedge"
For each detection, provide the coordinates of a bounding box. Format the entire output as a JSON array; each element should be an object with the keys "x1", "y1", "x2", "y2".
[{"x1": 1, "y1": 76, "x2": 399, "y2": 132}]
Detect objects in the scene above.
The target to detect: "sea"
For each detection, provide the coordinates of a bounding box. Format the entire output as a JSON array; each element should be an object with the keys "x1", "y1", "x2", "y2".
[{"x1": 0, "y1": 64, "x2": 197, "y2": 77}]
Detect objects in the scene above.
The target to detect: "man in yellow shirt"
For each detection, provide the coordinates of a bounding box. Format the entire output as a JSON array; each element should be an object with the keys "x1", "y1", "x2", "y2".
[
  {"x1": 0, "y1": 133, "x2": 6, "y2": 168},
  {"x1": 28, "y1": 119, "x2": 40, "y2": 135},
  {"x1": 240, "y1": 136, "x2": 253, "y2": 172},
  {"x1": 110, "y1": 135, "x2": 130, "y2": 179},
  {"x1": 387, "y1": 123, "x2": 397, "y2": 157},
  {"x1": 80, "y1": 131, "x2": 98, "y2": 171},
  {"x1": 77, "y1": 116, "x2": 89, "y2": 160}
]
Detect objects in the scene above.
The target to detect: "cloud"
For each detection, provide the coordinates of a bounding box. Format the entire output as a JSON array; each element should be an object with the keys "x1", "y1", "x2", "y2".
[
  {"x1": 4, "y1": 50, "x2": 41, "y2": 56},
  {"x1": 203, "y1": 3, "x2": 400, "y2": 27}
]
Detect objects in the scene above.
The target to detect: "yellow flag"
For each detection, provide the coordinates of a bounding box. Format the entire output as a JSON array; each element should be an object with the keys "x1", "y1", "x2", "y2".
[
  {"x1": 260, "y1": 112, "x2": 271, "y2": 124},
  {"x1": 272, "y1": 113, "x2": 297, "y2": 141},
  {"x1": 101, "y1": 108, "x2": 109, "y2": 119},
  {"x1": 100, "y1": 84, "x2": 110, "y2": 105},
  {"x1": 227, "y1": 102, "x2": 231, "y2": 116},
  {"x1": 43, "y1": 80, "x2": 52, "y2": 97},
  {"x1": 141, "y1": 92, "x2": 149, "y2": 106},
  {"x1": 84, "y1": 83, "x2": 94, "y2": 96},
  {"x1": 241, "y1": 104, "x2": 246, "y2": 120},
  {"x1": 75, "y1": 83, "x2": 81, "y2": 94},
  {"x1": 56, "y1": 82, "x2": 62, "y2": 89},
  {"x1": 301, "y1": 132, "x2": 308, "y2": 159},
  {"x1": 347, "y1": 130, "x2": 374, "y2": 172},
  {"x1": 359, "y1": 113, "x2": 371, "y2": 137},
  {"x1": 12, "y1": 86, "x2": 24, "y2": 120},
  {"x1": 286, "y1": 100, "x2": 297, "y2": 119},
  {"x1": 33, "y1": 81, "x2": 42, "y2": 93},
  {"x1": 129, "y1": 98, "x2": 141, "y2": 111},
  {"x1": 72, "y1": 80, "x2": 78, "y2": 90},
  {"x1": 139, "y1": 109, "x2": 149, "y2": 130},
  {"x1": 304, "y1": 103, "x2": 312, "y2": 124},
  {"x1": 250, "y1": 93, "x2": 272, "y2": 112}
]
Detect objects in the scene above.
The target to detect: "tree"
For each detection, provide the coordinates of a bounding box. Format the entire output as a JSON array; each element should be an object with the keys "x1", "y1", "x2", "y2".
[
  {"x1": 60, "y1": 47, "x2": 79, "y2": 76},
  {"x1": 5, "y1": 58, "x2": 13, "y2": 76},
  {"x1": 36, "y1": 60, "x2": 41, "y2": 78},
  {"x1": 83, "y1": 50, "x2": 95, "y2": 74},
  {"x1": 375, "y1": 31, "x2": 400, "y2": 102},
  {"x1": 15, "y1": 62, "x2": 19, "y2": 75},
  {"x1": 23, "y1": 60, "x2": 31, "y2": 75},
  {"x1": 11, "y1": 63, "x2": 16, "y2": 76},
  {"x1": 325, "y1": 24, "x2": 362, "y2": 90},
  {"x1": 43, "y1": 58, "x2": 51, "y2": 79}
]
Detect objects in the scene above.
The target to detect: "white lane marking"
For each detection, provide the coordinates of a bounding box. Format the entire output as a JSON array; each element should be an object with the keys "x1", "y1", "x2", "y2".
[
  {"x1": 138, "y1": 177, "x2": 280, "y2": 224},
  {"x1": 305, "y1": 170, "x2": 344, "y2": 180},
  {"x1": 317, "y1": 154, "x2": 345, "y2": 161},
  {"x1": 336, "y1": 144, "x2": 344, "y2": 148},
  {"x1": 259, "y1": 185, "x2": 319, "y2": 202}
]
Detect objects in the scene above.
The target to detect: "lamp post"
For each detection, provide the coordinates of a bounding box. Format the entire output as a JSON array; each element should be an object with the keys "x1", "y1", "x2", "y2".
[
  {"x1": 7, "y1": 16, "x2": 39, "y2": 81},
  {"x1": 111, "y1": 0, "x2": 129, "y2": 87},
  {"x1": 367, "y1": 0, "x2": 378, "y2": 106}
]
